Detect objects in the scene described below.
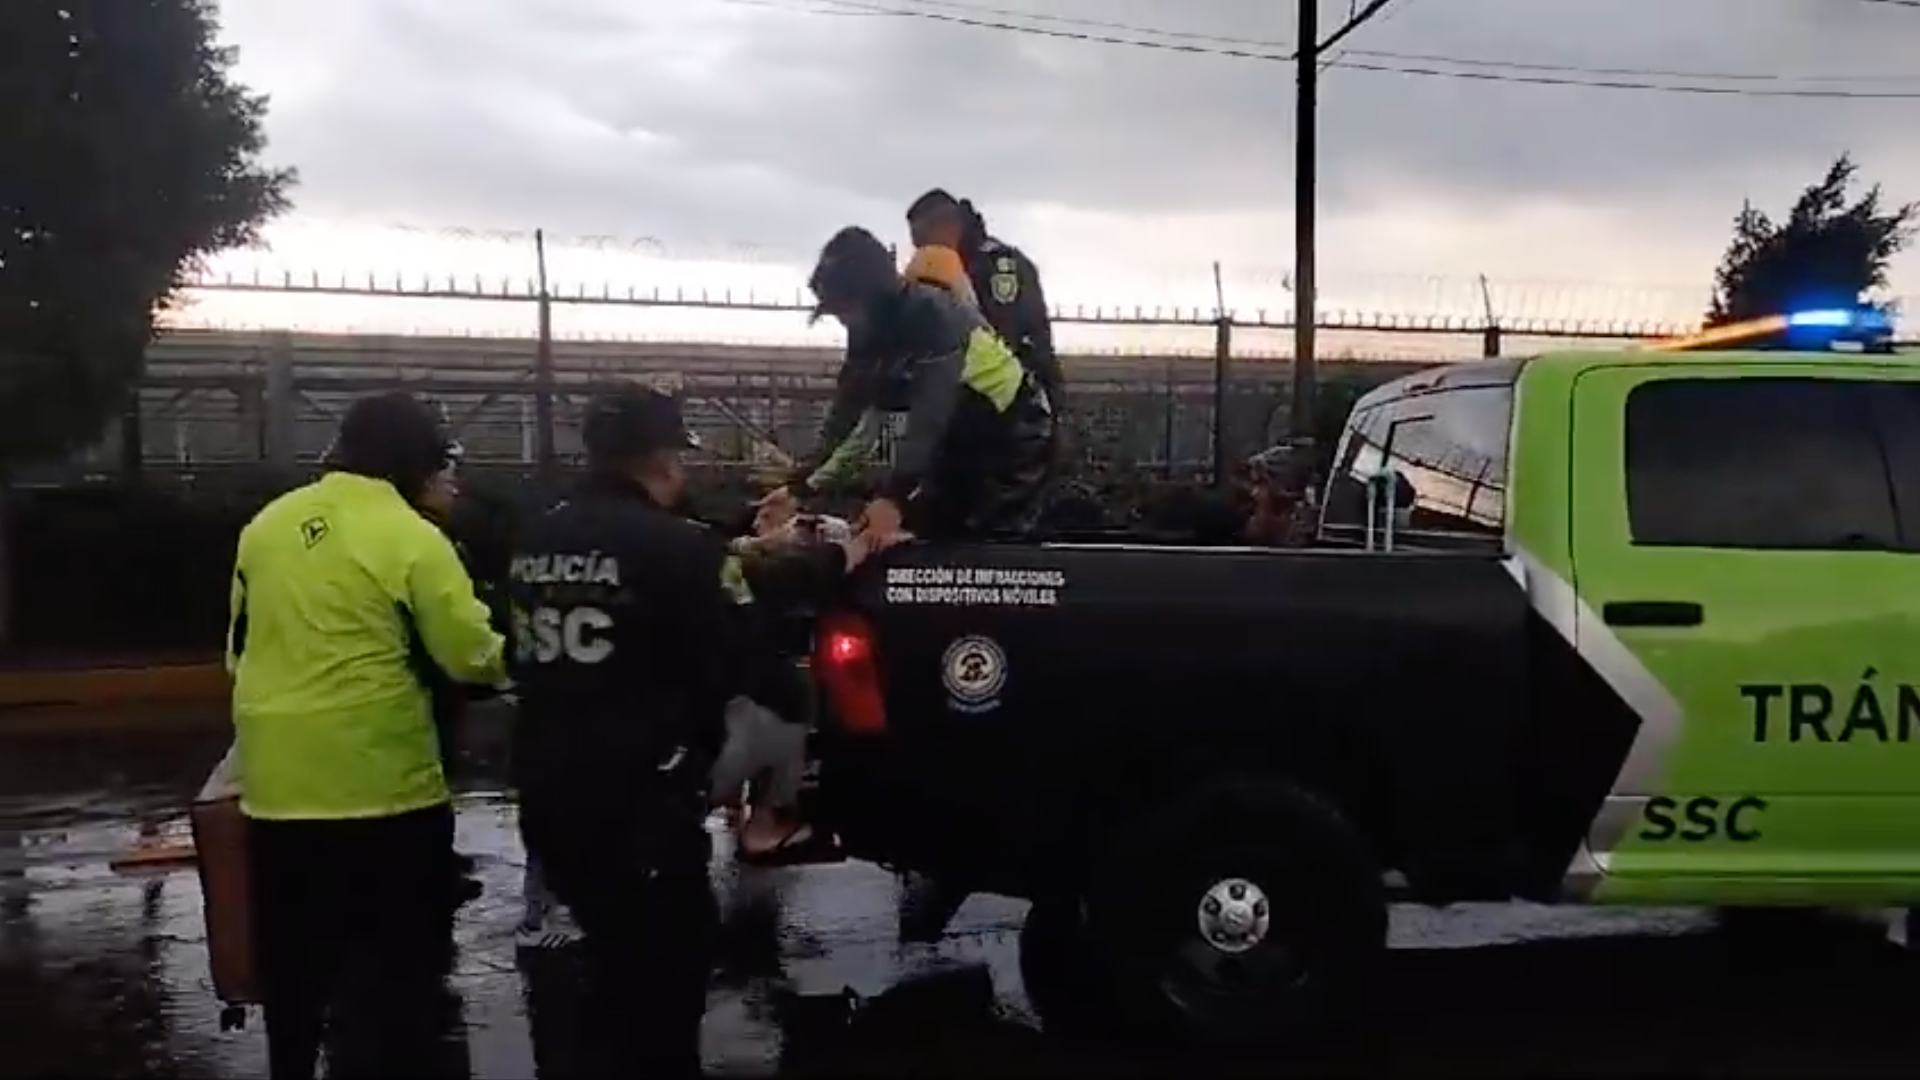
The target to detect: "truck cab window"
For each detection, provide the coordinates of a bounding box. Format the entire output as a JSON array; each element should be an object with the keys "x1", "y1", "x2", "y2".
[
  {"x1": 1625, "y1": 378, "x2": 1899, "y2": 551},
  {"x1": 1321, "y1": 361, "x2": 1517, "y2": 549},
  {"x1": 1866, "y1": 382, "x2": 1920, "y2": 548}
]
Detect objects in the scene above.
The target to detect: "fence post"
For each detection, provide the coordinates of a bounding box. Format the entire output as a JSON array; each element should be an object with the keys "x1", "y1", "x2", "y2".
[
  {"x1": 119, "y1": 389, "x2": 144, "y2": 480},
  {"x1": 1162, "y1": 361, "x2": 1176, "y2": 480},
  {"x1": 734, "y1": 371, "x2": 749, "y2": 461},
  {"x1": 1478, "y1": 273, "x2": 1501, "y2": 359},
  {"x1": 265, "y1": 332, "x2": 296, "y2": 471},
  {"x1": 1212, "y1": 317, "x2": 1232, "y2": 486},
  {"x1": 533, "y1": 230, "x2": 558, "y2": 484},
  {"x1": 768, "y1": 374, "x2": 782, "y2": 460}
]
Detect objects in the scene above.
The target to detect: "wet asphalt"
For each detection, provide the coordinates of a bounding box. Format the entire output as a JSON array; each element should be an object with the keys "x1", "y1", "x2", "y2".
[{"x1": 6, "y1": 705, "x2": 1920, "y2": 1078}]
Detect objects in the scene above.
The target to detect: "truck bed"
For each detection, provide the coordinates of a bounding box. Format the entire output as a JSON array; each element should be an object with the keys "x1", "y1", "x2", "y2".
[{"x1": 817, "y1": 540, "x2": 1576, "y2": 902}]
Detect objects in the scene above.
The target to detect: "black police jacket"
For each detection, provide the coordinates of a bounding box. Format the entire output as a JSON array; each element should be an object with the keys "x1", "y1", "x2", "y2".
[
  {"x1": 508, "y1": 475, "x2": 842, "y2": 819},
  {"x1": 965, "y1": 237, "x2": 1061, "y2": 406}
]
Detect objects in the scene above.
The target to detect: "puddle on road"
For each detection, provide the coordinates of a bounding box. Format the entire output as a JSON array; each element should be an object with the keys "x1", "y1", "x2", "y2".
[
  {"x1": 0, "y1": 797, "x2": 1036, "y2": 1079},
  {"x1": 0, "y1": 713, "x2": 1038, "y2": 1080},
  {"x1": 11, "y1": 714, "x2": 1920, "y2": 1077}
]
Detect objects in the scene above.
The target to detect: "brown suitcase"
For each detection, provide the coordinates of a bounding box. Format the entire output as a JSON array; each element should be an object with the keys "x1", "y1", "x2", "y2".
[{"x1": 191, "y1": 748, "x2": 260, "y2": 1007}]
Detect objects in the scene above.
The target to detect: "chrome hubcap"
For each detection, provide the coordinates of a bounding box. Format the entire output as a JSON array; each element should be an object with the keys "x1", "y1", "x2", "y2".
[{"x1": 1196, "y1": 877, "x2": 1270, "y2": 954}]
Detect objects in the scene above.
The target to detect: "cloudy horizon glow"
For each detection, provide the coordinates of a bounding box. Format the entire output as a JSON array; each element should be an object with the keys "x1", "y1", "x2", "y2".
[{"x1": 184, "y1": 0, "x2": 1920, "y2": 340}]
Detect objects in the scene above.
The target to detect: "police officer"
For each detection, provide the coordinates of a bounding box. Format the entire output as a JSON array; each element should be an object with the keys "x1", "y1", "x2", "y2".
[
  {"x1": 765, "y1": 225, "x2": 1056, "y2": 543},
  {"x1": 511, "y1": 386, "x2": 861, "y2": 1075},
  {"x1": 906, "y1": 188, "x2": 1062, "y2": 407},
  {"x1": 228, "y1": 392, "x2": 505, "y2": 1080}
]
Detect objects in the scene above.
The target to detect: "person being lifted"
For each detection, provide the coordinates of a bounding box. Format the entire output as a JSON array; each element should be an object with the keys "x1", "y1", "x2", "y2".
[{"x1": 763, "y1": 225, "x2": 1055, "y2": 544}]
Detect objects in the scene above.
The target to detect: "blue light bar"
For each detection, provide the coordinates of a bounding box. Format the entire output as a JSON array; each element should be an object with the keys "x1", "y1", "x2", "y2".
[{"x1": 1787, "y1": 309, "x2": 1854, "y2": 328}]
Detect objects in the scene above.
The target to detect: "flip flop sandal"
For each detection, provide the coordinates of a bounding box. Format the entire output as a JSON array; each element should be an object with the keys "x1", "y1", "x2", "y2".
[{"x1": 740, "y1": 822, "x2": 846, "y2": 867}]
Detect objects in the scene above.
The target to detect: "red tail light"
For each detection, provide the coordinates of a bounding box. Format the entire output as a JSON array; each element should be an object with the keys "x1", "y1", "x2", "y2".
[{"x1": 815, "y1": 611, "x2": 887, "y2": 735}]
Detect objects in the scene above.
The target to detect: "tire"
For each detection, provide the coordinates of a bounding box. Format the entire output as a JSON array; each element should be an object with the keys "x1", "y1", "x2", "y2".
[
  {"x1": 1091, "y1": 776, "x2": 1386, "y2": 1048},
  {"x1": 1018, "y1": 897, "x2": 1111, "y2": 1037}
]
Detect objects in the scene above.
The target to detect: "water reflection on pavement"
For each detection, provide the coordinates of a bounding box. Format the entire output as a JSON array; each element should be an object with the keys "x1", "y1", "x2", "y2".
[{"x1": 7, "y1": 711, "x2": 1920, "y2": 1077}]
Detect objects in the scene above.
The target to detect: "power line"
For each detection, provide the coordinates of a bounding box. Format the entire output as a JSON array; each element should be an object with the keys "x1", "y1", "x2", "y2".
[
  {"x1": 730, "y1": 0, "x2": 1296, "y2": 60},
  {"x1": 1343, "y1": 46, "x2": 1920, "y2": 83},
  {"x1": 878, "y1": 0, "x2": 1290, "y2": 49},
  {"x1": 1318, "y1": 0, "x2": 1398, "y2": 54},
  {"x1": 881, "y1": 0, "x2": 1920, "y2": 67},
  {"x1": 740, "y1": 0, "x2": 1920, "y2": 98},
  {"x1": 722, "y1": 0, "x2": 891, "y2": 14},
  {"x1": 1323, "y1": 0, "x2": 1420, "y2": 76},
  {"x1": 757, "y1": 0, "x2": 1920, "y2": 86},
  {"x1": 1328, "y1": 58, "x2": 1920, "y2": 97},
  {"x1": 809, "y1": 0, "x2": 1920, "y2": 87}
]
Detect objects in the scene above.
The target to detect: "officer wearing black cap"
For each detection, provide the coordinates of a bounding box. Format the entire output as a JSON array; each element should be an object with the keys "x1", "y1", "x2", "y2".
[
  {"x1": 230, "y1": 391, "x2": 502, "y2": 1079},
  {"x1": 906, "y1": 189, "x2": 1062, "y2": 406},
  {"x1": 509, "y1": 385, "x2": 859, "y2": 1075}
]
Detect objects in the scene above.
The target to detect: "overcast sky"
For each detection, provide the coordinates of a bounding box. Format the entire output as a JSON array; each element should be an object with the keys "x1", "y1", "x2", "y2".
[{"x1": 187, "y1": 0, "x2": 1920, "y2": 337}]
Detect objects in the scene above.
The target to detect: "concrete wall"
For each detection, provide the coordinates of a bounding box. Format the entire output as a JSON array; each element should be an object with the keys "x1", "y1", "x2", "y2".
[{"x1": 126, "y1": 329, "x2": 1439, "y2": 479}]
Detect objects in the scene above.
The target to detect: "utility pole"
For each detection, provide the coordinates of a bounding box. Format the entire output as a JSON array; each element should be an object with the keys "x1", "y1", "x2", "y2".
[
  {"x1": 1293, "y1": 0, "x2": 1396, "y2": 439},
  {"x1": 533, "y1": 228, "x2": 556, "y2": 484},
  {"x1": 1291, "y1": 0, "x2": 1319, "y2": 441}
]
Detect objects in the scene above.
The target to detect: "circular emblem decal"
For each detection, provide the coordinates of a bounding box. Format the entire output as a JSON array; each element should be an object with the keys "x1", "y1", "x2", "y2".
[{"x1": 941, "y1": 635, "x2": 1008, "y2": 711}]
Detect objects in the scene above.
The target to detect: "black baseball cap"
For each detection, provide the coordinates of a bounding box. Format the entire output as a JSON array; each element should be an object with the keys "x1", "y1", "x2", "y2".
[
  {"x1": 583, "y1": 385, "x2": 700, "y2": 463},
  {"x1": 906, "y1": 188, "x2": 962, "y2": 222}
]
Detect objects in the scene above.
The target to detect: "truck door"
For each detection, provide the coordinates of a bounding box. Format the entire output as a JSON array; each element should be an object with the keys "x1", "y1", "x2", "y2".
[{"x1": 1570, "y1": 363, "x2": 1920, "y2": 902}]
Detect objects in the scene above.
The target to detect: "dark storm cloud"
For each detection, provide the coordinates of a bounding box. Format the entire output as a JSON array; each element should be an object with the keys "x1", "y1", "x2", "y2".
[{"x1": 217, "y1": 0, "x2": 1920, "y2": 266}]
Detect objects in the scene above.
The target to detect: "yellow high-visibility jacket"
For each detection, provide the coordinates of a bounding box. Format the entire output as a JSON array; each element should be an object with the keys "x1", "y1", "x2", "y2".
[{"x1": 227, "y1": 471, "x2": 505, "y2": 820}]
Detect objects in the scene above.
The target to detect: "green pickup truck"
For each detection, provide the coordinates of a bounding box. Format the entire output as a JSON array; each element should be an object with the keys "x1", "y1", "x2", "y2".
[
  {"x1": 1499, "y1": 348, "x2": 1920, "y2": 904},
  {"x1": 813, "y1": 339, "x2": 1920, "y2": 1045}
]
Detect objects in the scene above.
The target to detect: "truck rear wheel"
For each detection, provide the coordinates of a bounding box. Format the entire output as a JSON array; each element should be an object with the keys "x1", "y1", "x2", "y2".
[{"x1": 1093, "y1": 777, "x2": 1385, "y2": 1048}]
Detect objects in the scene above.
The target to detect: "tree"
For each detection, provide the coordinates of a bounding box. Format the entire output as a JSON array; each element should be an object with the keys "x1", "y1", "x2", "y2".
[
  {"x1": 0, "y1": 0, "x2": 292, "y2": 465},
  {"x1": 1708, "y1": 155, "x2": 1915, "y2": 326}
]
